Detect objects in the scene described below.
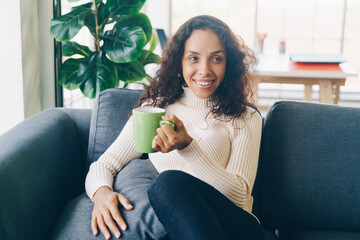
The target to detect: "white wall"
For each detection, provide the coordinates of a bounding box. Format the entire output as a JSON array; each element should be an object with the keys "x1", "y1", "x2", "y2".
[
  {"x1": 143, "y1": 0, "x2": 171, "y2": 36},
  {"x1": 0, "y1": 0, "x2": 55, "y2": 135},
  {"x1": 20, "y1": 0, "x2": 42, "y2": 118},
  {"x1": 140, "y1": 0, "x2": 171, "y2": 79},
  {"x1": 0, "y1": 0, "x2": 24, "y2": 135},
  {"x1": 37, "y1": 0, "x2": 56, "y2": 110},
  {"x1": 0, "y1": 0, "x2": 167, "y2": 135},
  {"x1": 21, "y1": 0, "x2": 55, "y2": 116}
]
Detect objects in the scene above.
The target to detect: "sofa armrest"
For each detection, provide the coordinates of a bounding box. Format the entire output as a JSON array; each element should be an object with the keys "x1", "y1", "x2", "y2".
[
  {"x1": 0, "y1": 108, "x2": 91, "y2": 240},
  {"x1": 258, "y1": 101, "x2": 360, "y2": 233},
  {"x1": 59, "y1": 108, "x2": 92, "y2": 163}
]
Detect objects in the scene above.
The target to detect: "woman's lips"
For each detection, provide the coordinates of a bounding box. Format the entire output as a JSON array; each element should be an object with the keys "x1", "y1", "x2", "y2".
[{"x1": 193, "y1": 79, "x2": 215, "y2": 89}]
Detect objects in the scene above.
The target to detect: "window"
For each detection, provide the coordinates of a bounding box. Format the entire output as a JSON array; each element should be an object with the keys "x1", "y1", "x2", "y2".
[
  {"x1": 256, "y1": 0, "x2": 345, "y2": 54},
  {"x1": 343, "y1": 0, "x2": 360, "y2": 92},
  {"x1": 60, "y1": 0, "x2": 95, "y2": 108},
  {"x1": 171, "y1": 0, "x2": 256, "y2": 46},
  {"x1": 58, "y1": 0, "x2": 359, "y2": 108},
  {"x1": 171, "y1": 0, "x2": 360, "y2": 98}
]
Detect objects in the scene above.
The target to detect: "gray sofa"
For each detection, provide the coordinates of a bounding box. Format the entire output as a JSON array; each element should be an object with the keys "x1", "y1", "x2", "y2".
[{"x1": 1, "y1": 88, "x2": 360, "y2": 240}]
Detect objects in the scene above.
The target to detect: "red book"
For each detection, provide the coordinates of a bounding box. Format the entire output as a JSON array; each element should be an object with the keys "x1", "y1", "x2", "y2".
[{"x1": 289, "y1": 61, "x2": 342, "y2": 71}]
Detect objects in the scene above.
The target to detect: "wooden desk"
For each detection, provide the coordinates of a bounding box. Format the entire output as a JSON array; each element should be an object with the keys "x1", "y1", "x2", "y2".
[{"x1": 253, "y1": 53, "x2": 358, "y2": 104}]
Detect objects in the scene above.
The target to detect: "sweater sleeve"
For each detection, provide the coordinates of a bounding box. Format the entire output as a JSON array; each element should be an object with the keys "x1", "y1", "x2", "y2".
[
  {"x1": 177, "y1": 110, "x2": 262, "y2": 210},
  {"x1": 85, "y1": 117, "x2": 142, "y2": 200}
]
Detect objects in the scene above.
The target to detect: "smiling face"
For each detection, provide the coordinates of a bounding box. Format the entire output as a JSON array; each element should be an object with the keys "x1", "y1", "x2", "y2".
[{"x1": 181, "y1": 29, "x2": 226, "y2": 99}]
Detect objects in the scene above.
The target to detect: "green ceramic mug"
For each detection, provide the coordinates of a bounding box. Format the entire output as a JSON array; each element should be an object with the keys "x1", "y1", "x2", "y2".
[{"x1": 132, "y1": 107, "x2": 176, "y2": 153}]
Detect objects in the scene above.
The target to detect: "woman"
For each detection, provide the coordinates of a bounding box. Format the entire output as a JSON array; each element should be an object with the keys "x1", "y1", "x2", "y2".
[{"x1": 86, "y1": 15, "x2": 263, "y2": 240}]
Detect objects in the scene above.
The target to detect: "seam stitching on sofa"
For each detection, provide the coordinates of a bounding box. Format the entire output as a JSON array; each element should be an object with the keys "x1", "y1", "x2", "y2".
[
  {"x1": 58, "y1": 109, "x2": 82, "y2": 150},
  {"x1": 259, "y1": 102, "x2": 276, "y2": 227},
  {"x1": 92, "y1": 94, "x2": 101, "y2": 163}
]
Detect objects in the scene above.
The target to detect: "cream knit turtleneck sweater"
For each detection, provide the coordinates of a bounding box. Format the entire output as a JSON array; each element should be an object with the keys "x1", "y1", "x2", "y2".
[{"x1": 85, "y1": 87, "x2": 262, "y2": 213}]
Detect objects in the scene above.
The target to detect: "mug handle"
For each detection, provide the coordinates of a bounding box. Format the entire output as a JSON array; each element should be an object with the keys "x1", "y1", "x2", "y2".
[{"x1": 159, "y1": 120, "x2": 176, "y2": 131}]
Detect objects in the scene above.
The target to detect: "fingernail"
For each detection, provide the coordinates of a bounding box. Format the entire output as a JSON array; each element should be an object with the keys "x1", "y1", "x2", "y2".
[
  {"x1": 116, "y1": 232, "x2": 120, "y2": 238},
  {"x1": 121, "y1": 224, "x2": 127, "y2": 231},
  {"x1": 106, "y1": 233, "x2": 111, "y2": 240}
]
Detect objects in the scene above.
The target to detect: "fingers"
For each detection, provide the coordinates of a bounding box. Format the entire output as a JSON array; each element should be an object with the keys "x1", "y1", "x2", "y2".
[
  {"x1": 109, "y1": 205, "x2": 127, "y2": 232},
  {"x1": 160, "y1": 123, "x2": 176, "y2": 136},
  {"x1": 157, "y1": 126, "x2": 170, "y2": 142},
  {"x1": 91, "y1": 192, "x2": 134, "y2": 240},
  {"x1": 117, "y1": 193, "x2": 134, "y2": 211},
  {"x1": 97, "y1": 215, "x2": 112, "y2": 240},
  {"x1": 91, "y1": 214, "x2": 99, "y2": 236},
  {"x1": 114, "y1": 194, "x2": 134, "y2": 231},
  {"x1": 157, "y1": 114, "x2": 192, "y2": 151},
  {"x1": 164, "y1": 114, "x2": 193, "y2": 150},
  {"x1": 162, "y1": 114, "x2": 183, "y2": 128},
  {"x1": 104, "y1": 210, "x2": 121, "y2": 239},
  {"x1": 153, "y1": 128, "x2": 174, "y2": 153},
  {"x1": 92, "y1": 210, "x2": 120, "y2": 239},
  {"x1": 152, "y1": 134, "x2": 166, "y2": 152},
  {"x1": 159, "y1": 126, "x2": 177, "y2": 150}
]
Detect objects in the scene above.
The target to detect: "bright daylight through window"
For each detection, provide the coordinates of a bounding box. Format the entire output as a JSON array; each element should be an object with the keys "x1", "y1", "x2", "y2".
[{"x1": 61, "y1": 0, "x2": 360, "y2": 108}]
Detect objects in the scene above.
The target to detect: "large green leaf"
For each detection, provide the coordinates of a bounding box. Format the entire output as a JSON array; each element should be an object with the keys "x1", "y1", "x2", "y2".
[
  {"x1": 84, "y1": 12, "x2": 96, "y2": 35},
  {"x1": 59, "y1": 58, "x2": 84, "y2": 90},
  {"x1": 62, "y1": 41, "x2": 92, "y2": 57},
  {"x1": 117, "y1": 61, "x2": 146, "y2": 82},
  {"x1": 77, "y1": 52, "x2": 119, "y2": 98},
  {"x1": 102, "y1": 26, "x2": 146, "y2": 63},
  {"x1": 70, "y1": 2, "x2": 92, "y2": 11},
  {"x1": 136, "y1": 33, "x2": 159, "y2": 64},
  {"x1": 106, "y1": 0, "x2": 146, "y2": 16},
  {"x1": 149, "y1": 30, "x2": 159, "y2": 53},
  {"x1": 98, "y1": 2, "x2": 110, "y2": 27},
  {"x1": 116, "y1": 13, "x2": 152, "y2": 44},
  {"x1": 50, "y1": 5, "x2": 92, "y2": 41},
  {"x1": 140, "y1": 50, "x2": 160, "y2": 66}
]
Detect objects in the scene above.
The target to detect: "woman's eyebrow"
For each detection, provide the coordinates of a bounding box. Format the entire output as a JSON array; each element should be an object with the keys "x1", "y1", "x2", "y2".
[
  {"x1": 211, "y1": 50, "x2": 225, "y2": 55},
  {"x1": 184, "y1": 50, "x2": 200, "y2": 55},
  {"x1": 184, "y1": 50, "x2": 225, "y2": 55}
]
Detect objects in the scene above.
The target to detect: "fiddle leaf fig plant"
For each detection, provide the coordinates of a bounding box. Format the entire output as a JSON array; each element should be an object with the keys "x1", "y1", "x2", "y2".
[{"x1": 50, "y1": 0, "x2": 160, "y2": 99}]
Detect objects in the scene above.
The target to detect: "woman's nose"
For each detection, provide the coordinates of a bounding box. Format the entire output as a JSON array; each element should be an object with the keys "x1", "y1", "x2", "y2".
[{"x1": 198, "y1": 60, "x2": 211, "y2": 76}]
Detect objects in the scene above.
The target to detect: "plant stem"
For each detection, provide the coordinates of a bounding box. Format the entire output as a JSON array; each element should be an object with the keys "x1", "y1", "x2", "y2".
[{"x1": 93, "y1": 0, "x2": 101, "y2": 52}]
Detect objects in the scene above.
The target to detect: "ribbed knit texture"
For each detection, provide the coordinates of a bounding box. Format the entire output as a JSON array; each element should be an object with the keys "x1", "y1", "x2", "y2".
[{"x1": 85, "y1": 87, "x2": 262, "y2": 213}]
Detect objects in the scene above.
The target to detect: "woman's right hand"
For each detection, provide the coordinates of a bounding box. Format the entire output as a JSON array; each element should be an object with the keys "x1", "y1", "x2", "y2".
[
  {"x1": 91, "y1": 186, "x2": 134, "y2": 239},
  {"x1": 152, "y1": 114, "x2": 193, "y2": 153}
]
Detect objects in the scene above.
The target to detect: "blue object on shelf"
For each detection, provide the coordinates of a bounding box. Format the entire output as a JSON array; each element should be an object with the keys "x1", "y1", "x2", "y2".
[{"x1": 289, "y1": 53, "x2": 347, "y2": 64}]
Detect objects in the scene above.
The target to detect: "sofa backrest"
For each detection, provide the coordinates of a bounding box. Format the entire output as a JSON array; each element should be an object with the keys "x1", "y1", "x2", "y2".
[
  {"x1": 256, "y1": 101, "x2": 360, "y2": 232},
  {"x1": 87, "y1": 88, "x2": 143, "y2": 168}
]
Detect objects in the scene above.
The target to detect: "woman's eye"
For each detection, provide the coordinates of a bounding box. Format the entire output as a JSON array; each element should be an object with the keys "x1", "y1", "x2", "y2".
[
  {"x1": 212, "y1": 57, "x2": 223, "y2": 62},
  {"x1": 189, "y1": 56, "x2": 198, "y2": 61}
]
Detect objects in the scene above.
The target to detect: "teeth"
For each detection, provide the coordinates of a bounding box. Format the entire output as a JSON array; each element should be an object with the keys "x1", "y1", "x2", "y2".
[{"x1": 195, "y1": 80, "x2": 212, "y2": 86}]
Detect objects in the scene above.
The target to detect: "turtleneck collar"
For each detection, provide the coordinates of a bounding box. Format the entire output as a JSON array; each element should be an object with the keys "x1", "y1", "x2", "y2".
[{"x1": 179, "y1": 87, "x2": 212, "y2": 109}]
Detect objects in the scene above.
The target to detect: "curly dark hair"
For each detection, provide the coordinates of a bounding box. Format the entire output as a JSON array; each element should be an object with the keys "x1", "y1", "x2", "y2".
[{"x1": 138, "y1": 15, "x2": 257, "y2": 121}]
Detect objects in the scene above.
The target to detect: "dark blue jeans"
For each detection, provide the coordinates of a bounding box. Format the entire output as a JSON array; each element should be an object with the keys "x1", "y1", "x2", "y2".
[{"x1": 148, "y1": 170, "x2": 264, "y2": 240}]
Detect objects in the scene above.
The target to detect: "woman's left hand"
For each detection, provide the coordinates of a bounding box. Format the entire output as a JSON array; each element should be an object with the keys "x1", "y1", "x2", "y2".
[{"x1": 152, "y1": 114, "x2": 193, "y2": 153}]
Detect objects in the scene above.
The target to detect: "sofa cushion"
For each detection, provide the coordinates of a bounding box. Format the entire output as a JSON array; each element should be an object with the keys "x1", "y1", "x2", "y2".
[
  {"x1": 258, "y1": 101, "x2": 360, "y2": 231},
  {"x1": 52, "y1": 159, "x2": 168, "y2": 240},
  {"x1": 87, "y1": 88, "x2": 143, "y2": 167}
]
